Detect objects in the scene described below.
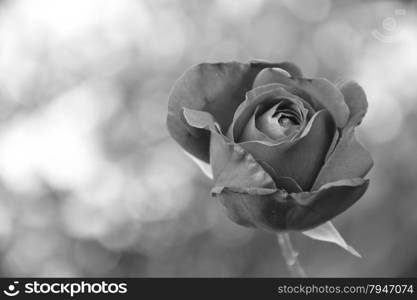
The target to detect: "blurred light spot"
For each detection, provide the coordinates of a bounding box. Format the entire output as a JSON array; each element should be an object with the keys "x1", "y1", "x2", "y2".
[
  {"x1": 205, "y1": 41, "x2": 241, "y2": 63},
  {"x1": 0, "y1": 84, "x2": 119, "y2": 192},
  {"x1": 98, "y1": 225, "x2": 140, "y2": 251},
  {"x1": 357, "y1": 24, "x2": 417, "y2": 143},
  {"x1": 247, "y1": 11, "x2": 299, "y2": 59},
  {"x1": 61, "y1": 198, "x2": 112, "y2": 239},
  {"x1": 124, "y1": 144, "x2": 196, "y2": 223},
  {"x1": 14, "y1": 0, "x2": 141, "y2": 39},
  {"x1": 71, "y1": 163, "x2": 130, "y2": 228},
  {"x1": 136, "y1": 91, "x2": 171, "y2": 143},
  {"x1": 17, "y1": 0, "x2": 100, "y2": 38},
  {"x1": 363, "y1": 94, "x2": 403, "y2": 144},
  {"x1": 143, "y1": 11, "x2": 188, "y2": 64},
  {"x1": 77, "y1": 164, "x2": 125, "y2": 208},
  {"x1": 215, "y1": 0, "x2": 265, "y2": 19},
  {"x1": 291, "y1": 46, "x2": 319, "y2": 76},
  {"x1": 313, "y1": 21, "x2": 360, "y2": 70},
  {"x1": 282, "y1": 0, "x2": 332, "y2": 22},
  {"x1": 3, "y1": 231, "x2": 60, "y2": 275},
  {"x1": 0, "y1": 0, "x2": 152, "y2": 99},
  {"x1": 0, "y1": 21, "x2": 39, "y2": 101}
]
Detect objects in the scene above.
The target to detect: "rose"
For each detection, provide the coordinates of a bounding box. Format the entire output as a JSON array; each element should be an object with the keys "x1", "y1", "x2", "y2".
[{"x1": 167, "y1": 60, "x2": 373, "y2": 231}]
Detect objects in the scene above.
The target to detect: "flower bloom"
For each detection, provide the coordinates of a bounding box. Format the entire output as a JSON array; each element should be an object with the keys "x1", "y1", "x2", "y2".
[{"x1": 167, "y1": 60, "x2": 373, "y2": 231}]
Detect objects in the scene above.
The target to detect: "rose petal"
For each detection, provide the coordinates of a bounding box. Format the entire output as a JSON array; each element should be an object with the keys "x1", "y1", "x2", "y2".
[
  {"x1": 255, "y1": 104, "x2": 288, "y2": 140},
  {"x1": 250, "y1": 60, "x2": 303, "y2": 77},
  {"x1": 253, "y1": 68, "x2": 350, "y2": 128},
  {"x1": 215, "y1": 189, "x2": 290, "y2": 230},
  {"x1": 183, "y1": 108, "x2": 278, "y2": 194},
  {"x1": 182, "y1": 107, "x2": 220, "y2": 132},
  {"x1": 231, "y1": 84, "x2": 308, "y2": 141},
  {"x1": 215, "y1": 178, "x2": 368, "y2": 231},
  {"x1": 338, "y1": 80, "x2": 368, "y2": 127},
  {"x1": 210, "y1": 131, "x2": 277, "y2": 195},
  {"x1": 293, "y1": 78, "x2": 349, "y2": 128},
  {"x1": 302, "y1": 221, "x2": 361, "y2": 257},
  {"x1": 324, "y1": 129, "x2": 339, "y2": 161},
  {"x1": 311, "y1": 81, "x2": 372, "y2": 189},
  {"x1": 240, "y1": 110, "x2": 336, "y2": 190},
  {"x1": 167, "y1": 61, "x2": 303, "y2": 162},
  {"x1": 182, "y1": 108, "x2": 227, "y2": 179},
  {"x1": 312, "y1": 127, "x2": 374, "y2": 189},
  {"x1": 257, "y1": 160, "x2": 303, "y2": 193},
  {"x1": 286, "y1": 178, "x2": 369, "y2": 230},
  {"x1": 239, "y1": 106, "x2": 275, "y2": 143},
  {"x1": 183, "y1": 150, "x2": 213, "y2": 179},
  {"x1": 255, "y1": 82, "x2": 316, "y2": 115}
]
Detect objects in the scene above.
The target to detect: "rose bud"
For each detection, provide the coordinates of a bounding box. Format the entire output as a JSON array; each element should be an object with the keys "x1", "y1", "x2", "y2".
[{"x1": 167, "y1": 60, "x2": 373, "y2": 231}]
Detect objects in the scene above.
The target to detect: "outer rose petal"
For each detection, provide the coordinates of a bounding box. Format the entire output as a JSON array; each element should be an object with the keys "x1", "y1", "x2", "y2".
[
  {"x1": 182, "y1": 109, "x2": 369, "y2": 231},
  {"x1": 210, "y1": 132, "x2": 277, "y2": 195},
  {"x1": 338, "y1": 80, "x2": 368, "y2": 127},
  {"x1": 182, "y1": 108, "x2": 277, "y2": 194},
  {"x1": 287, "y1": 178, "x2": 369, "y2": 230},
  {"x1": 312, "y1": 80, "x2": 373, "y2": 189},
  {"x1": 167, "y1": 61, "x2": 302, "y2": 163},
  {"x1": 215, "y1": 190, "x2": 290, "y2": 230},
  {"x1": 251, "y1": 60, "x2": 303, "y2": 77},
  {"x1": 253, "y1": 68, "x2": 350, "y2": 128},
  {"x1": 257, "y1": 160, "x2": 303, "y2": 193},
  {"x1": 312, "y1": 127, "x2": 374, "y2": 189},
  {"x1": 240, "y1": 110, "x2": 336, "y2": 190},
  {"x1": 215, "y1": 178, "x2": 368, "y2": 231}
]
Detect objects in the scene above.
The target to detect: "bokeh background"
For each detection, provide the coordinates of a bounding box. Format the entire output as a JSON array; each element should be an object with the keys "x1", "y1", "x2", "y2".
[{"x1": 0, "y1": 0, "x2": 416, "y2": 277}]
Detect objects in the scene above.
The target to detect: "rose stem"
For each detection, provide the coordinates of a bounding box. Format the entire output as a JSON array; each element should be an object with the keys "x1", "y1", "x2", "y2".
[{"x1": 276, "y1": 233, "x2": 306, "y2": 277}]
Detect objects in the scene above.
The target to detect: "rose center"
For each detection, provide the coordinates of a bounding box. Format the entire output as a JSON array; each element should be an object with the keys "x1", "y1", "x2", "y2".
[
  {"x1": 276, "y1": 114, "x2": 300, "y2": 136},
  {"x1": 255, "y1": 102, "x2": 303, "y2": 141},
  {"x1": 278, "y1": 116, "x2": 298, "y2": 127}
]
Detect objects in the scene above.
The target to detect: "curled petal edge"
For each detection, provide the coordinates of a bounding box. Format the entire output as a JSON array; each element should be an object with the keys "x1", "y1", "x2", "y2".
[
  {"x1": 183, "y1": 108, "x2": 278, "y2": 194},
  {"x1": 253, "y1": 68, "x2": 350, "y2": 128}
]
